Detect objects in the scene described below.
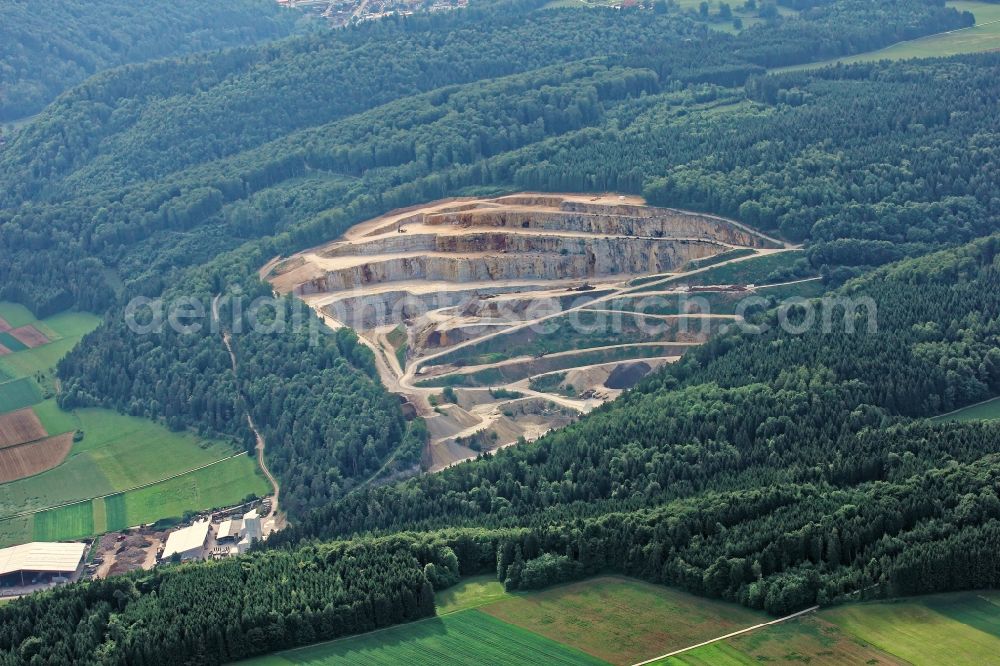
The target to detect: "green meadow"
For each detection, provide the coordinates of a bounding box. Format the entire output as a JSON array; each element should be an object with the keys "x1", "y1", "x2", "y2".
[
  {"x1": 778, "y1": 1, "x2": 1000, "y2": 72},
  {"x1": 0, "y1": 302, "x2": 265, "y2": 545},
  {"x1": 245, "y1": 577, "x2": 1000, "y2": 666},
  {"x1": 933, "y1": 396, "x2": 1000, "y2": 423},
  {"x1": 0, "y1": 378, "x2": 41, "y2": 414},
  {"x1": 241, "y1": 611, "x2": 606, "y2": 666}
]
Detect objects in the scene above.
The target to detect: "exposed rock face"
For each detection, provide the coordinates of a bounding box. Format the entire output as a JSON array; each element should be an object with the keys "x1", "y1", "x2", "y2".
[
  {"x1": 271, "y1": 194, "x2": 778, "y2": 303},
  {"x1": 265, "y1": 194, "x2": 785, "y2": 472},
  {"x1": 423, "y1": 205, "x2": 775, "y2": 248},
  {"x1": 303, "y1": 238, "x2": 722, "y2": 293},
  {"x1": 320, "y1": 286, "x2": 528, "y2": 329},
  {"x1": 325, "y1": 232, "x2": 732, "y2": 258}
]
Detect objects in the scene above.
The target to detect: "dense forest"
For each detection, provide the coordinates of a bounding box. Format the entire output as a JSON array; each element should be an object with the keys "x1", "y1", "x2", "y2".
[
  {"x1": 6, "y1": 240, "x2": 1000, "y2": 663},
  {"x1": 0, "y1": 0, "x2": 971, "y2": 519},
  {"x1": 276, "y1": 236, "x2": 1000, "y2": 537},
  {"x1": 57, "y1": 256, "x2": 427, "y2": 517},
  {"x1": 0, "y1": 0, "x2": 973, "y2": 315},
  {"x1": 10, "y1": 0, "x2": 996, "y2": 525},
  {"x1": 0, "y1": 0, "x2": 300, "y2": 122},
  {"x1": 3, "y1": 0, "x2": 1000, "y2": 663},
  {"x1": 47, "y1": 49, "x2": 1000, "y2": 516}
]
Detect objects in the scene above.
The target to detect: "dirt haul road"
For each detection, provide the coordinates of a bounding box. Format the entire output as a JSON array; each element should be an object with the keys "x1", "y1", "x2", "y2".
[{"x1": 212, "y1": 295, "x2": 283, "y2": 531}]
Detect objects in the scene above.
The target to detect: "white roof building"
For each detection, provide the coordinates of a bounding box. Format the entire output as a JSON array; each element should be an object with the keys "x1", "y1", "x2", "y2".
[
  {"x1": 0, "y1": 542, "x2": 86, "y2": 577},
  {"x1": 216, "y1": 518, "x2": 243, "y2": 541},
  {"x1": 161, "y1": 520, "x2": 210, "y2": 561},
  {"x1": 236, "y1": 509, "x2": 263, "y2": 554},
  {"x1": 240, "y1": 509, "x2": 262, "y2": 542}
]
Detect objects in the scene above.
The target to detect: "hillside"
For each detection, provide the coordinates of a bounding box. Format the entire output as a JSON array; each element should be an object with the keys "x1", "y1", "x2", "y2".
[
  {"x1": 2, "y1": 0, "x2": 1000, "y2": 663},
  {"x1": 0, "y1": 0, "x2": 975, "y2": 315},
  {"x1": 265, "y1": 193, "x2": 789, "y2": 470},
  {"x1": 0, "y1": 0, "x2": 986, "y2": 522},
  {"x1": 6, "y1": 227, "x2": 1000, "y2": 665},
  {"x1": 0, "y1": 0, "x2": 300, "y2": 122}
]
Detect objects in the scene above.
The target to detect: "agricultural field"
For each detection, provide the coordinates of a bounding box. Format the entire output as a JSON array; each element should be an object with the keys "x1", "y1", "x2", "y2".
[
  {"x1": 818, "y1": 593, "x2": 1000, "y2": 666},
  {"x1": 663, "y1": 591, "x2": 1000, "y2": 665},
  {"x1": 32, "y1": 500, "x2": 95, "y2": 542},
  {"x1": 481, "y1": 577, "x2": 766, "y2": 666},
  {"x1": 107, "y1": 453, "x2": 266, "y2": 529},
  {"x1": 0, "y1": 433, "x2": 73, "y2": 484},
  {"x1": 103, "y1": 493, "x2": 127, "y2": 532},
  {"x1": 0, "y1": 453, "x2": 265, "y2": 545},
  {"x1": 242, "y1": 611, "x2": 605, "y2": 665},
  {"x1": 30, "y1": 399, "x2": 79, "y2": 436},
  {"x1": 0, "y1": 378, "x2": 41, "y2": 414},
  {"x1": 17, "y1": 453, "x2": 266, "y2": 543},
  {"x1": 0, "y1": 302, "x2": 266, "y2": 546},
  {"x1": 0, "y1": 303, "x2": 37, "y2": 329},
  {"x1": 0, "y1": 310, "x2": 101, "y2": 379},
  {"x1": 0, "y1": 410, "x2": 243, "y2": 515},
  {"x1": 778, "y1": 1, "x2": 1000, "y2": 71},
  {"x1": 0, "y1": 408, "x2": 46, "y2": 448},
  {"x1": 0, "y1": 414, "x2": 266, "y2": 544},
  {"x1": 247, "y1": 578, "x2": 1000, "y2": 666},
  {"x1": 933, "y1": 396, "x2": 1000, "y2": 423},
  {"x1": 662, "y1": 615, "x2": 903, "y2": 665}
]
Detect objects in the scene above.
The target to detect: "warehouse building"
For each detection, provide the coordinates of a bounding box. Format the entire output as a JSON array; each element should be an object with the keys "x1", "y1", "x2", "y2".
[
  {"x1": 0, "y1": 542, "x2": 87, "y2": 587},
  {"x1": 216, "y1": 517, "x2": 242, "y2": 543},
  {"x1": 236, "y1": 509, "x2": 263, "y2": 554},
  {"x1": 161, "y1": 520, "x2": 210, "y2": 562}
]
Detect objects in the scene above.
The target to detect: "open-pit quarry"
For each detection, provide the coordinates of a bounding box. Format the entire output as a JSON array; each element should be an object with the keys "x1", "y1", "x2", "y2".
[{"x1": 265, "y1": 193, "x2": 793, "y2": 470}]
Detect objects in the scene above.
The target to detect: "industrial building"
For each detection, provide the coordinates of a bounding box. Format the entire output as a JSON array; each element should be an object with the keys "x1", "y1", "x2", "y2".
[
  {"x1": 237, "y1": 509, "x2": 263, "y2": 554},
  {"x1": 0, "y1": 542, "x2": 86, "y2": 587},
  {"x1": 216, "y1": 517, "x2": 242, "y2": 543},
  {"x1": 161, "y1": 520, "x2": 210, "y2": 561}
]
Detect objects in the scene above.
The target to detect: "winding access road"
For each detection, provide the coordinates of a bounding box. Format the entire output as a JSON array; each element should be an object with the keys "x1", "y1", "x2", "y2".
[{"x1": 212, "y1": 295, "x2": 282, "y2": 526}]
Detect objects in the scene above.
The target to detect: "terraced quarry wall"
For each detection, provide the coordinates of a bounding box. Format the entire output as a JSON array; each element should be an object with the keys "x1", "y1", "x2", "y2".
[{"x1": 266, "y1": 193, "x2": 791, "y2": 470}]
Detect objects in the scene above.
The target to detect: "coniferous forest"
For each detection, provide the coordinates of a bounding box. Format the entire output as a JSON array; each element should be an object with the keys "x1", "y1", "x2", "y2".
[
  {"x1": 0, "y1": 0, "x2": 300, "y2": 121},
  {"x1": 2, "y1": 0, "x2": 1000, "y2": 663}
]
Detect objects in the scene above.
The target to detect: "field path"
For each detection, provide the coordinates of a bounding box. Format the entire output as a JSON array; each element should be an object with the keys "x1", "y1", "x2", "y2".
[
  {"x1": 630, "y1": 605, "x2": 820, "y2": 665},
  {"x1": 212, "y1": 295, "x2": 283, "y2": 528}
]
